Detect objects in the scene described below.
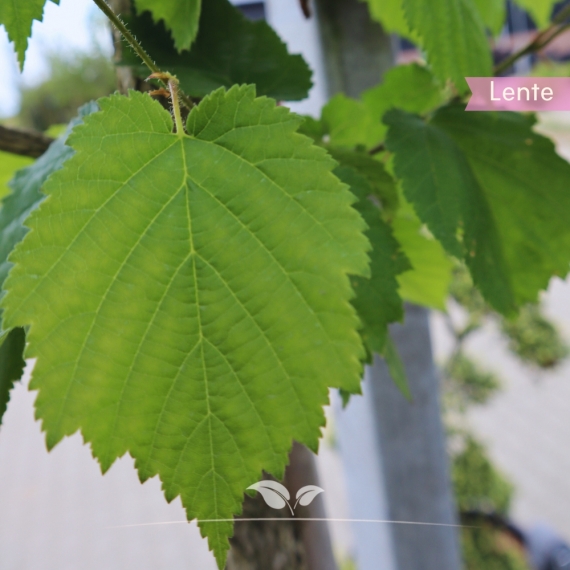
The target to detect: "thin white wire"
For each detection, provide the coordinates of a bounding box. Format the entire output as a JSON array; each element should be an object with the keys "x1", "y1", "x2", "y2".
[{"x1": 108, "y1": 518, "x2": 473, "y2": 529}]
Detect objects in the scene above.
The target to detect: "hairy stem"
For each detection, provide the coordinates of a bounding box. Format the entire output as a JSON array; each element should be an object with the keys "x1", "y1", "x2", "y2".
[
  {"x1": 91, "y1": 0, "x2": 195, "y2": 110},
  {"x1": 169, "y1": 79, "x2": 185, "y2": 136},
  {"x1": 92, "y1": 0, "x2": 158, "y2": 74},
  {"x1": 494, "y1": 4, "x2": 570, "y2": 75}
]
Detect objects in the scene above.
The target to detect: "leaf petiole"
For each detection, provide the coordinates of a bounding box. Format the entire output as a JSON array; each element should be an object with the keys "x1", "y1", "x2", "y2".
[
  {"x1": 91, "y1": 0, "x2": 195, "y2": 110},
  {"x1": 169, "y1": 77, "x2": 185, "y2": 136}
]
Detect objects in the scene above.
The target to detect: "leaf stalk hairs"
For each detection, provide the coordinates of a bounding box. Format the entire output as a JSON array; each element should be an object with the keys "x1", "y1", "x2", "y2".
[
  {"x1": 148, "y1": 72, "x2": 185, "y2": 135},
  {"x1": 91, "y1": 0, "x2": 195, "y2": 110}
]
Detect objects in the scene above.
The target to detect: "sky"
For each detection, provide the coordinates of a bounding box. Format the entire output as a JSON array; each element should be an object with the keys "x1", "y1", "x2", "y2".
[{"x1": 0, "y1": 0, "x2": 113, "y2": 118}]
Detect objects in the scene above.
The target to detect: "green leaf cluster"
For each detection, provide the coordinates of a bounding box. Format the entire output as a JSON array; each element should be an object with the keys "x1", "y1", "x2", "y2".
[
  {"x1": 120, "y1": 0, "x2": 312, "y2": 101},
  {"x1": 393, "y1": 196, "x2": 453, "y2": 310},
  {"x1": 453, "y1": 438, "x2": 531, "y2": 570},
  {"x1": 501, "y1": 305, "x2": 569, "y2": 368},
  {"x1": 307, "y1": 63, "x2": 443, "y2": 150},
  {"x1": 386, "y1": 105, "x2": 570, "y2": 315},
  {"x1": 453, "y1": 436, "x2": 513, "y2": 514},
  {"x1": 443, "y1": 352, "x2": 500, "y2": 411}
]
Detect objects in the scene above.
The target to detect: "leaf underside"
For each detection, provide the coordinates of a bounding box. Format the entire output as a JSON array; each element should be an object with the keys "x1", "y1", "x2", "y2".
[
  {"x1": 2, "y1": 86, "x2": 369, "y2": 567},
  {"x1": 133, "y1": 0, "x2": 201, "y2": 52},
  {"x1": 385, "y1": 105, "x2": 570, "y2": 314},
  {"x1": 121, "y1": 0, "x2": 312, "y2": 101}
]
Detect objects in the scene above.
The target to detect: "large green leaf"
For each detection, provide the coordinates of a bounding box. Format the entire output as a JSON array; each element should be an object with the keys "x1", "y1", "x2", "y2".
[
  {"x1": 121, "y1": 0, "x2": 312, "y2": 101},
  {"x1": 385, "y1": 105, "x2": 570, "y2": 313},
  {"x1": 514, "y1": 0, "x2": 556, "y2": 27},
  {"x1": 402, "y1": 0, "x2": 492, "y2": 90},
  {"x1": 0, "y1": 327, "x2": 26, "y2": 427},
  {"x1": 336, "y1": 166, "x2": 408, "y2": 356},
  {"x1": 0, "y1": 0, "x2": 58, "y2": 69},
  {"x1": 133, "y1": 0, "x2": 201, "y2": 52},
  {"x1": 0, "y1": 103, "x2": 98, "y2": 335},
  {"x1": 2, "y1": 87, "x2": 369, "y2": 567}
]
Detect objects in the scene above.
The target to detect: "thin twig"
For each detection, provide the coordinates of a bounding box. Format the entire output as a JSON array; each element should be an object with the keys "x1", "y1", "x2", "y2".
[
  {"x1": 91, "y1": 0, "x2": 194, "y2": 110},
  {"x1": 494, "y1": 4, "x2": 570, "y2": 75},
  {"x1": 368, "y1": 142, "x2": 385, "y2": 156},
  {"x1": 0, "y1": 125, "x2": 54, "y2": 158},
  {"x1": 299, "y1": 0, "x2": 311, "y2": 18}
]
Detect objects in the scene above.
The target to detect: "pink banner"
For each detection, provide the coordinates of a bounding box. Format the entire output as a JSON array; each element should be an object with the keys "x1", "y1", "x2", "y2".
[{"x1": 466, "y1": 77, "x2": 570, "y2": 111}]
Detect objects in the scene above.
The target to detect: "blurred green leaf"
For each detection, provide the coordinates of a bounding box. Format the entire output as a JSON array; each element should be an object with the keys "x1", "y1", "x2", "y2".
[
  {"x1": 444, "y1": 352, "x2": 501, "y2": 409},
  {"x1": 362, "y1": 63, "x2": 445, "y2": 119},
  {"x1": 448, "y1": 263, "x2": 488, "y2": 318},
  {"x1": 402, "y1": 0, "x2": 492, "y2": 91},
  {"x1": 133, "y1": 0, "x2": 201, "y2": 52},
  {"x1": 453, "y1": 436, "x2": 513, "y2": 513},
  {"x1": 393, "y1": 198, "x2": 453, "y2": 310}
]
